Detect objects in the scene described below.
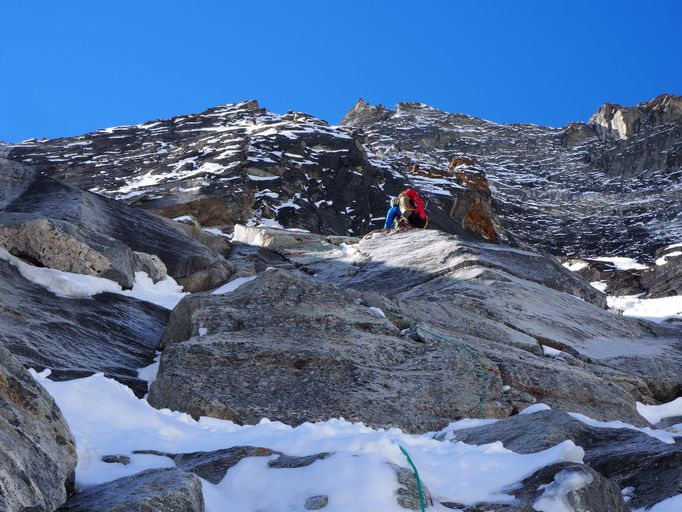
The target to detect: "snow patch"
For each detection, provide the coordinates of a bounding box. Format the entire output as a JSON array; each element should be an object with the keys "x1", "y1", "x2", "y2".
[
  {"x1": 655, "y1": 251, "x2": 682, "y2": 266},
  {"x1": 607, "y1": 294, "x2": 682, "y2": 324},
  {"x1": 137, "y1": 352, "x2": 161, "y2": 388},
  {"x1": 588, "y1": 256, "x2": 648, "y2": 271},
  {"x1": 533, "y1": 469, "x2": 593, "y2": 512},
  {"x1": 212, "y1": 275, "x2": 258, "y2": 295},
  {"x1": 0, "y1": 249, "x2": 186, "y2": 309},
  {"x1": 636, "y1": 397, "x2": 682, "y2": 425}
]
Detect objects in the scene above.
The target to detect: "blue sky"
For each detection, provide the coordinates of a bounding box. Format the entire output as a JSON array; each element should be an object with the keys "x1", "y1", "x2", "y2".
[{"x1": 1, "y1": 1, "x2": 680, "y2": 142}]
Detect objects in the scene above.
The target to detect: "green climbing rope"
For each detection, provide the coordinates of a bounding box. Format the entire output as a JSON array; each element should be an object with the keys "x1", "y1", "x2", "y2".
[
  {"x1": 399, "y1": 445, "x2": 426, "y2": 512},
  {"x1": 415, "y1": 325, "x2": 491, "y2": 418}
]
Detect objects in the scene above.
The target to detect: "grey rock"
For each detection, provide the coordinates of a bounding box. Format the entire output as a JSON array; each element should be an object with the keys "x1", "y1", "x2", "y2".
[
  {"x1": 229, "y1": 227, "x2": 682, "y2": 425},
  {"x1": 393, "y1": 464, "x2": 433, "y2": 510},
  {"x1": 134, "y1": 446, "x2": 277, "y2": 484},
  {"x1": 57, "y1": 468, "x2": 204, "y2": 512},
  {"x1": 0, "y1": 343, "x2": 77, "y2": 512},
  {"x1": 642, "y1": 246, "x2": 682, "y2": 298},
  {"x1": 507, "y1": 463, "x2": 629, "y2": 512},
  {"x1": 305, "y1": 495, "x2": 329, "y2": 510},
  {"x1": 101, "y1": 455, "x2": 131, "y2": 465},
  {"x1": 268, "y1": 452, "x2": 331, "y2": 469},
  {"x1": 149, "y1": 268, "x2": 504, "y2": 431},
  {"x1": 451, "y1": 409, "x2": 682, "y2": 509},
  {"x1": 0, "y1": 159, "x2": 233, "y2": 292},
  {"x1": 0, "y1": 257, "x2": 168, "y2": 397}
]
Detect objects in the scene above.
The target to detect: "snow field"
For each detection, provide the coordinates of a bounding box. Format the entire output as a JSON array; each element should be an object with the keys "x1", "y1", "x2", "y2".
[{"x1": 32, "y1": 370, "x2": 589, "y2": 511}]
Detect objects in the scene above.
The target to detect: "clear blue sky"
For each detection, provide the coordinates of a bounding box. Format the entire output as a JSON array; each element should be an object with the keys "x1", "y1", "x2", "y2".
[{"x1": 1, "y1": 1, "x2": 680, "y2": 142}]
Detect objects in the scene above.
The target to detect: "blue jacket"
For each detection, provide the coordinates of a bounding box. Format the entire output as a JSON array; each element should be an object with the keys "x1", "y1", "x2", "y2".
[{"x1": 384, "y1": 205, "x2": 402, "y2": 229}]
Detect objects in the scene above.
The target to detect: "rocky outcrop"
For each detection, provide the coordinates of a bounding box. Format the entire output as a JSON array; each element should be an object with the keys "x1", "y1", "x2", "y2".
[
  {"x1": 150, "y1": 226, "x2": 682, "y2": 429},
  {"x1": 643, "y1": 244, "x2": 682, "y2": 298},
  {"x1": 0, "y1": 343, "x2": 77, "y2": 512},
  {"x1": 589, "y1": 93, "x2": 682, "y2": 141},
  {"x1": 57, "y1": 468, "x2": 204, "y2": 512},
  {"x1": 0, "y1": 257, "x2": 168, "y2": 396},
  {"x1": 0, "y1": 159, "x2": 233, "y2": 292},
  {"x1": 449, "y1": 409, "x2": 681, "y2": 509}
]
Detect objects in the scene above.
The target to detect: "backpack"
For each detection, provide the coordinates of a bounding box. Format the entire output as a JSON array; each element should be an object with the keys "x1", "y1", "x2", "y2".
[{"x1": 402, "y1": 188, "x2": 428, "y2": 221}]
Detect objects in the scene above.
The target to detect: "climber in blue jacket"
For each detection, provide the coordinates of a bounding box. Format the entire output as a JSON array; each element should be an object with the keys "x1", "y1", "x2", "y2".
[{"x1": 384, "y1": 197, "x2": 402, "y2": 229}]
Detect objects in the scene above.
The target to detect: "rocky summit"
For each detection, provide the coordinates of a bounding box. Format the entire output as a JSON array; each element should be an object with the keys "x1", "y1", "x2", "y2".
[{"x1": 1, "y1": 95, "x2": 681, "y2": 511}]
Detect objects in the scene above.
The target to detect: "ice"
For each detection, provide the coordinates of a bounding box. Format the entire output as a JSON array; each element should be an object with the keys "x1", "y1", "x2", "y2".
[
  {"x1": 211, "y1": 276, "x2": 257, "y2": 295},
  {"x1": 636, "y1": 397, "x2": 682, "y2": 425},
  {"x1": 31, "y1": 371, "x2": 588, "y2": 510},
  {"x1": 533, "y1": 468, "x2": 593, "y2": 512},
  {"x1": 256, "y1": 218, "x2": 284, "y2": 229}
]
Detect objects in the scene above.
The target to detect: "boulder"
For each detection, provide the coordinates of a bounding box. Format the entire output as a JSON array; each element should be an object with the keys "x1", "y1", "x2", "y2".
[
  {"x1": 441, "y1": 463, "x2": 628, "y2": 512},
  {"x1": 450, "y1": 409, "x2": 682, "y2": 509},
  {"x1": 149, "y1": 268, "x2": 507, "y2": 431},
  {"x1": 57, "y1": 468, "x2": 204, "y2": 512},
  {"x1": 133, "y1": 446, "x2": 277, "y2": 484},
  {"x1": 0, "y1": 343, "x2": 77, "y2": 512},
  {"x1": 0, "y1": 159, "x2": 233, "y2": 292},
  {"x1": 0, "y1": 257, "x2": 168, "y2": 396}
]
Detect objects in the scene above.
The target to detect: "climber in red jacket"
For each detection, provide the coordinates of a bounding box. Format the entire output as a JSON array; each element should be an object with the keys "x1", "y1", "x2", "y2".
[{"x1": 395, "y1": 188, "x2": 429, "y2": 229}]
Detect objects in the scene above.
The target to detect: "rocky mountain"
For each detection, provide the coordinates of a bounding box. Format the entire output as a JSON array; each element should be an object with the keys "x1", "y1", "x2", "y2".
[
  {"x1": 341, "y1": 94, "x2": 682, "y2": 260},
  {"x1": 1, "y1": 95, "x2": 681, "y2": 511}
]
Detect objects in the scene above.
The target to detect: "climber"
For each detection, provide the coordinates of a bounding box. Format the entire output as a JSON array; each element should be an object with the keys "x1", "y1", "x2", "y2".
[{"x1": 384, "y1": 188, "x2": 429, "y2": 230}]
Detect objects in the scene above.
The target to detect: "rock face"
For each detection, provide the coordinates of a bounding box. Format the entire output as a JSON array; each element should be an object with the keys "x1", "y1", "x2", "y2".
[
  {"x1": 150, "y1": 226, "x2": 682, "y2": 429},
  {"x1": 450, "y1": 409, "x2": 681, "y2": 510},
  {"x1": 57, "y1": 468, "x2": 204, "y2": 512},
  {"x1": 0, "y1": 159, "x2": 233, "y2": 292},
  {"x1": 149, "y1": 268, "x2": 496, "y2": 431},
  {"x1": 4, "y1": 101, "x2": 506, "y2": 244},
  {"x1": 341, "y1": 94, "x2": 682, "y2": 260},
  {"x1": 644, "y1": 244, "x2": 682, "y2": 298},
  {"x1": 0, "y1": 343, "x2": 77, "y2": 512},
  {"x1": 0, "y1": 257, "x2": 168, "y2": 396}
]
